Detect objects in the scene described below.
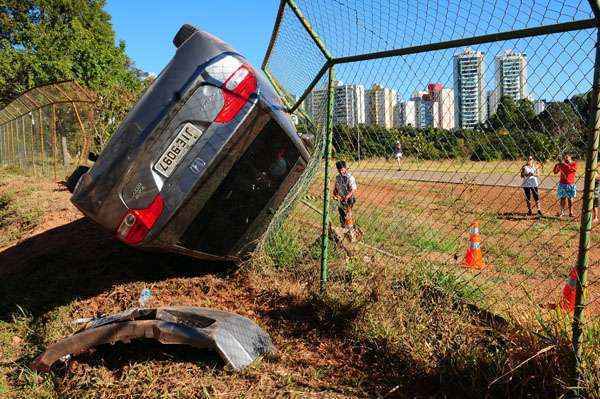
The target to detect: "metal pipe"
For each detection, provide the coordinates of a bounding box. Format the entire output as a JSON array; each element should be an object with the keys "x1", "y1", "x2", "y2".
[
  {"x1": 289, "y1": 60, "x2": 331, "y2": 113},
  {"x1": 286, "y1": 0, "x2": 333, "y2": 61},
  {"x1": 51, "y1": 104, "x2": 57, "y2": 180},
  {"x1": 262, "y1": 0, "x2": 287, "y2": 70},
  {"x1": 570, "y1": 24, "x2": 600, "y2": 399},
  {"x1": 39, "y1": 108, "x2": 45, "y2": 175},
  {"x1": 71, "y1": 102, "x2": 89, "y2": 164},
  {"x1": 320, "y1": 66, "x2": 335, "y2": 292},
  {"x1": 333, "y1": 19, "x2": 596, "y2": 65}
]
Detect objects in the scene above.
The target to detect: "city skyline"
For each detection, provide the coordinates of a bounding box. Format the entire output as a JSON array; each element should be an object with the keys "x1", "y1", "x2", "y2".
[{"x1": 303, "y1": 46, "x2": 556, "y2": 130}]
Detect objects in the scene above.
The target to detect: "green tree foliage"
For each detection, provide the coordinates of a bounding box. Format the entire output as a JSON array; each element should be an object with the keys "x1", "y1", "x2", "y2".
[
  {"x1": 330, "y1": 93, "x2": 590, "y2": 162},
  {"x1": 0, "y1": 0, "x2": 148, "y2": 140}
]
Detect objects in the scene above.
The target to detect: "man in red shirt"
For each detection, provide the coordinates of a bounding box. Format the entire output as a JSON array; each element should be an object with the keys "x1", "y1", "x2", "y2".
[{"x1": 553, "y1": 154, "x2": 577, "y2": 217}]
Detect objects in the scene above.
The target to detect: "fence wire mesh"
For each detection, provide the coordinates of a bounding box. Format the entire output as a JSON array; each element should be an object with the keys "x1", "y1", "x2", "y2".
[
  {"x1": 0, "y1": 81, "x2": 97, "y2": 179},
  {"x1": 264, "y1": 0, "x2": 599, "y2": 395}
]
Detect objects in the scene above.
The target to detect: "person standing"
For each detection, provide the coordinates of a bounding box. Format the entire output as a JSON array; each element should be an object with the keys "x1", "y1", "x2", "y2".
[
  {"x1": 553, "y1": 154, "x2": 577, "y2": 217},
  {"x1": 394, "y1": 141, "x2": 403, "y2": 170},
  {"x1": 333, "y1": 160, "x2": 357, "y2": 228},
  {"x1": 521, "y1": 156, "x2": 542, "y2": 216}
]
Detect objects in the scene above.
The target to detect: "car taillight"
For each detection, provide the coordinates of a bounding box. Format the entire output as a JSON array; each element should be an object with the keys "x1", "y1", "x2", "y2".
[
  {"x1": 214, "y1": 65, "x2": 256, "y2": 123},
  {"x1": 116, "y1": 194, "x2": 164, "y2": 245}
]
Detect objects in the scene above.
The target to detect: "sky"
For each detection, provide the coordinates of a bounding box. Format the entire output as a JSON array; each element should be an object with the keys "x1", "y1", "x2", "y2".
[
  {"x1": 104, "y1": 0, "x2": 279, "y2": 76},
  {"x1": 104, "y1": 0, "x2": 595, "y2": 103}
]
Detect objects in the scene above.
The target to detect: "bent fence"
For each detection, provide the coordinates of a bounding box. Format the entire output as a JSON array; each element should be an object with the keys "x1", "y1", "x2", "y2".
[
  {"x1": 263, "y1": 0, "x2": 599, "y2": 395},
  {"x1": 0, "y1": 81, "x2": 96, "y2": 179}
]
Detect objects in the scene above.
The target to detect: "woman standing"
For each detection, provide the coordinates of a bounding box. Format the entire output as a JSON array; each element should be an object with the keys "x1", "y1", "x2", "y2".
[{"x1": 521, "y1": 156, "x2": 543, "y2": 216}]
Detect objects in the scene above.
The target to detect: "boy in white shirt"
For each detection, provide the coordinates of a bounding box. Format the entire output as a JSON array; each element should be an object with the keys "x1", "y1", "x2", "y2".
[{"x1": 333, "y1": 160, "x2": 357, "y2": 228}]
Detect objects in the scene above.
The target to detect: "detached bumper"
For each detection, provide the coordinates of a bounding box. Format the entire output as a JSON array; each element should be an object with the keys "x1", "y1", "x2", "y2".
[{"x1": 32, "y1": 306, "x2": 276, "y2": 371}]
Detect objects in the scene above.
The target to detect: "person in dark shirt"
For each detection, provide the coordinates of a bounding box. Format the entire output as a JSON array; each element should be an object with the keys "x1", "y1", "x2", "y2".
[{"x1": 333, "y1": 160, "x2": 357, "y2": 228}]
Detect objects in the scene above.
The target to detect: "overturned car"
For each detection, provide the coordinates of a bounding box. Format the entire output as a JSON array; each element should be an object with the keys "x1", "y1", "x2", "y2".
[{"x1": 71, "y1": 24, "x2": 309, "y2": 261}]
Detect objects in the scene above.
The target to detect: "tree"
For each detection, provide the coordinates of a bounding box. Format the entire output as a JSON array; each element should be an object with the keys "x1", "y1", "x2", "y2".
[{"x1": 0, "y1": 0, "x2": 146, "y2": 140}]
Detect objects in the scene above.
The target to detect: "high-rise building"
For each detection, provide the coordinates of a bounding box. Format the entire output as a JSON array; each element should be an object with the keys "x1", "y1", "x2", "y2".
[
  {"x1": 396, "y1": 84, "x2": 454, "y2": 129},
  {"x1": 416, "y1": 99, "x2": 438, "y2": 128},
  {"x1": 487, "y1": 89, "x2": 499, "y2": 117},
  {"x1": 395, "y1": 101, "x2": 417, "y2": 127},
  {"x1": 304, "y1": 88, "x2": 328, "y2": 126},
  {"x1": 534, "y1": 99, "x2": 546, "y2": 115},
  {"x1": 454, "y1": 48, "x2": 486, "y2": 129},
  {"x1": 495, "y1": 50, "x2": 527, "y2": 103},
  {"x1": 365, "y1": 84, "x2": 397, "y2": 128},
  {"x1": 305, "y1": 81, "x2": 366, "y2": 127},
  {"x1": 333, "y1": 82, "x2": 365, "y2": 126},
  {"x1": 427, "y1": 84, "x2": 455, "y2": 130}
]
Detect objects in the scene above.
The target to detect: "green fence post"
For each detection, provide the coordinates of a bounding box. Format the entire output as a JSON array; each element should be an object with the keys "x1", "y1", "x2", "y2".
[
  {"x1": 570, "y1": 19, "x2": 600, "y2": 398},
  {"x1": 320, "y1": 65, "x2": 335, "y2": 292}
]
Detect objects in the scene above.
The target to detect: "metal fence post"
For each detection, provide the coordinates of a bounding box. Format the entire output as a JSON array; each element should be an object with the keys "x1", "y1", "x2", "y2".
[
  {"x1": 51, "y1": 104, "x2": 58, "y2": 180},
  {"x1": 569, "y1": 27, "x2": 600, "y2": 397},
  {"x1": 320, "y1": 65, "x2": 335, "y2": 292},
  {"x1": 39, "y1": 108, "x2": 45, "y2": 176}
]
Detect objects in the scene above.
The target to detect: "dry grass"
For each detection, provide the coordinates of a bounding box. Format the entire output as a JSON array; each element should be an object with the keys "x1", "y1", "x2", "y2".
[
  {"x1": 351, "y1": 157, "x2": 563, "y2": 177},
  {"x1": 0, "y1": 166, "x2": 598, "y2": 398}
]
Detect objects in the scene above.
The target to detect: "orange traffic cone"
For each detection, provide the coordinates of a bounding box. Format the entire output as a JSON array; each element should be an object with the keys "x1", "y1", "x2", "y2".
[
  {"x1": 464, "y1": 221, "x2": 485, "y2": 269},
  {"x1": 559, "y1": 268, "x2": 578, "y2": 313}
]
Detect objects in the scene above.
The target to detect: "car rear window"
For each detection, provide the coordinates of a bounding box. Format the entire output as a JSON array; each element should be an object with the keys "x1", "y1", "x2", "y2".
[{"x1": 180, "y1": 118, "x2": 300, "y2": 255}]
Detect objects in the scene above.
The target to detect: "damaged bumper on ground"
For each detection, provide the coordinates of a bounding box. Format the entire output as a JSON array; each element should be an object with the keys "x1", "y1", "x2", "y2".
[{"x1": 32, "y1": 307, "x2": 276, "y2": 371}]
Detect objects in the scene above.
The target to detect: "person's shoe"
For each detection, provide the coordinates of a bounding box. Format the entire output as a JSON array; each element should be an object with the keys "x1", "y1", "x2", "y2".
[{"x1": 527, "y1": 209, "x2": 532, "y2": 216}]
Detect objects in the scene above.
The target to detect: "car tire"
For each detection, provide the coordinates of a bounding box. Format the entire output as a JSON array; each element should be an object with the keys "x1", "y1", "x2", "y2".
[
  {"x1": 173, "y1": 24, "x2": 199, "y2": 48},
  {"x1": 65, "y1": 165, "x2": 90, "y2": 193}
]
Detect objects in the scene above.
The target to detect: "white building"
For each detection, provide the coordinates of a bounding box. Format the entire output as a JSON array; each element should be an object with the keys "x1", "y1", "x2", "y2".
[
  {"x1": 304, "y1": 89, "x2": 328, "y2": 127},
  {"x1": 534, "y1": 99, "x2": 546, "y2": 115},
  {"x1": 305, "y1": 81, "x2": 366, "y2": 127},
  {"x1": 333, "y1": 82, "x2": 365, "y2": 126},
  {"x1": 395, "y1": 101, "x2": 417, "y2": 127},
  {"x1": 454, "y1": 48, "x2": 487, "y2": 129},
  {"x1": 365, "y1": 84, "x2": 397, "y2": 128},
  {"x1": 487, "y1": 89, "x2": 499, "y2": 117},
  {"x1": 397, "y1": 84, "x2": 454, "y2": 130},
  {"x1": 433, "y1": 86, "x2": 455, "y2": 130},
  {"x1": 416, "y1": 100, "x2": 438, "y2": 128},
  {"x1": 495, "y1": 50, "x2": 527, "y2": 103}
]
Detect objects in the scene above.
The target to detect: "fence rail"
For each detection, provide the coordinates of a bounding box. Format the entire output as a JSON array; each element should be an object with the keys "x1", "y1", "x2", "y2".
[{"x1": 0, "y1": 81, "x2": 96, "y2": 179}]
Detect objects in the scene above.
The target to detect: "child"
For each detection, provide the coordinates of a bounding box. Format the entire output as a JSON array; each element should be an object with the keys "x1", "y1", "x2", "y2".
[
  {"x1": 394, "y1": 141, "x2": 403, "y2": 170},
  {"x1": 333, "y1": 160, "x2": 357, "y2": 228},
  {"x1": 553, "y1": 154, "x2": 577, "y2": 217}
]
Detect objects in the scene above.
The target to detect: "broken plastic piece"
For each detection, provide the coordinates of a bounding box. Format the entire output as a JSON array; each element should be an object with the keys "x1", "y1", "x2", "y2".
[{"x1": 32, "y1": 307, "x2": 275, "y2": 372}]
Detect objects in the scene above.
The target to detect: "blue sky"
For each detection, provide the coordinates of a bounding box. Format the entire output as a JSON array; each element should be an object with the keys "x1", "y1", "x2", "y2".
[
  {"x1": 105, "y1": 0, "x2": 279, "y2": 75},
  {"x1": 104, "y1": 1, "x2": 595, "y2": 102}
]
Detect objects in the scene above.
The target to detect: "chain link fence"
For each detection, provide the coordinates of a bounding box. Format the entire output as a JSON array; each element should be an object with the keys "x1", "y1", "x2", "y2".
[
  {"x1": 263, "y1": 0, "x2": 599, "y2": 395},
  {"x1": 0, "y1": 81, "x2": 97, "y2": 180}
]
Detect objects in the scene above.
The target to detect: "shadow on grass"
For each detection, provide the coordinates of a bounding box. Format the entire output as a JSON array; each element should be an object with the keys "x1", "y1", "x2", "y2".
[{"x1": 0, "y1": 218, "x2": 232, "y2": 321}]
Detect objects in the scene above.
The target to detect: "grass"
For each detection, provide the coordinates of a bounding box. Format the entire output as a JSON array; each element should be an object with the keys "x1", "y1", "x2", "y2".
[
  {"x1": 1, "y1": 164, "x2": 599, "y2": 397},
  {"x1": 350, "y1": 157, "x2": 560, "y2": 176},
  {"x1": 0, "y1": 189, "x2": 43, "y2": 247}
]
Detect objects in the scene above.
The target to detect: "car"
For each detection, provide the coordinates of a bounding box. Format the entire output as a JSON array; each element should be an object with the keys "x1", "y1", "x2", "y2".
[{"x1": 71, "y1": 24, "x2": 309, "y2": 261}]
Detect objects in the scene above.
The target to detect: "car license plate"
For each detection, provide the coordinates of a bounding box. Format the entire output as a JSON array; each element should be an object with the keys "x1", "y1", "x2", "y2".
[{"x1": 154, "y1": 123, "x2": 203, "y2": 178}]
